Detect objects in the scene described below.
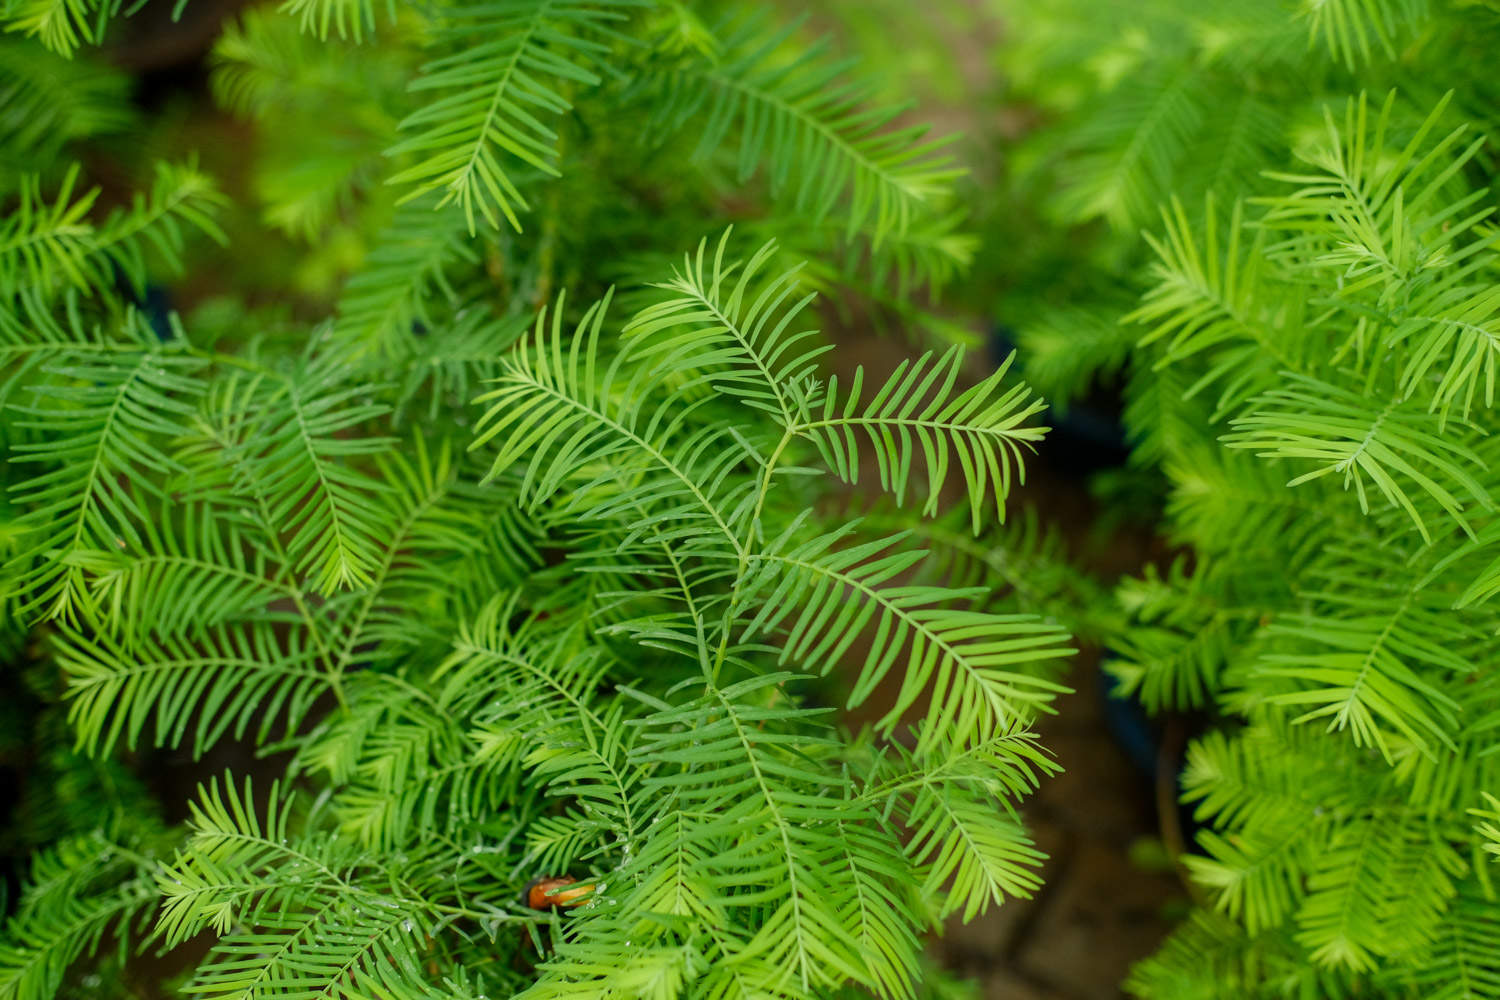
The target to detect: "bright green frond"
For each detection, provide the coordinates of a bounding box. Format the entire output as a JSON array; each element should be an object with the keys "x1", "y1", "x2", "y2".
[
  {"x1": 801, "y1": 349, "x2": 1048, "y2": 531},
  {"x1": 0, "y1": 160, "x2": 224, "y2": 313},
  {"x1": 739, "y1": 524, "x2": 1073, "y2": 750},
  {"x1": 63, "y1": 499, "x2": 291, "y2": 643},
  {"x1": 624, "y1": 232, "x2": 824, "y2": 427},
  {"x1": 202, "y1": 354, "x2": 397, "y2": 594},
  {"x1": 1401, "y1": 885, "x2": 1500, "y2": 999},
  {"x1": 1, "y1": 0, "x2": 120, "y2": 57},
  {"x1": 59, "y1": 621, "x2": 330, "y2": 756},
  {"x1": 387, "y1": 0, "x2": 644, "y2": 232},
  {"x1": 1298, "y1": 0, "x2": 1430, "y2": 69},
  {"x1": 870, "y1": 726, "x2": 1058, "y2": 922},
  {"x1": 280, "y1": 0, "x2": 392, "y2": 42},
  {"x1": 1225, "y1": 373, "x2": 1491, "y2": 541},
  {"x1": 626, "y1": 673, "x2": 870, "y2": 991},
  {"x1": 471, "y1": 288, "x2": 749, "y2": 549},
  {"x1": 1053, "y1": 64, "x2": 1206, "y2": 230},
  {"x1": 8, "y1": 341, "x2": 206, "y2": 622},
  {"x1": 1254, "y1": 546, "x2": 1478, "y2": 759},
  {"x1": 1107, "y1": 560, "x2": 1250, "y2": 713},
  {"x1": 1129, "y1": 196, "x2": 1298, "y2": 410}
]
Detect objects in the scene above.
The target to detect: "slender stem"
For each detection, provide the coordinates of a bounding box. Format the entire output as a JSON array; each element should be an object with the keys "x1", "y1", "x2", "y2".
[{"x1": 706, "y1": 428, "x2": 795, "y2": 684}]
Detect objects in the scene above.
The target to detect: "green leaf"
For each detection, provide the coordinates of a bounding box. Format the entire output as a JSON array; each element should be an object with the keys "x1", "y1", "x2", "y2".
[
  {"x1": 8, "y1": 341, "x2": 206, "y2": 622},
  {"x1": 739, "y1": 524, "x2": 1072, "y2": 751},
  {"x1": 800, "y1": 349, "x2": 1048, "y2": 532},
  {"x1": 1224, "y1": 373, "x2": 1491, "y2": 542},
  {"x1": 59, "y1": 621, "x2": 330, "y2": 756},
  {"x1": 642, "y1": 14, "x2": 961, "y2": 248},
  {"x1": 386, "y1": 0, "x2": 644, "y2": 232}
]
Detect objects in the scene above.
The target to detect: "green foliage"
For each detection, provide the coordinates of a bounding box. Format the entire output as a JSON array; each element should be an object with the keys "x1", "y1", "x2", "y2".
[
  {"x1": 0, "y1": 229, "x2": 1068, "y2": 997},
  {"x1": 634, "y1": 14, "x2": 962, "y2": 249},
  {"x1": 0, "y1": 3, "x2": 1065, "y2": 997},
  {"x1": 0, "y1": 162, "x2": 223, "y2": 316},
  {"x1": 0, "y1": 833, "x2": 161, "y2": 1000},
  {"x1": 0, "y1": 39, "x2": 129, "y2": 182},
  {"x1": 1003, "y1": 1, "x2": 1500, "y2": 995},
  {"x1": 387, "y1": 0, "x2": 642, "y2": 232}
]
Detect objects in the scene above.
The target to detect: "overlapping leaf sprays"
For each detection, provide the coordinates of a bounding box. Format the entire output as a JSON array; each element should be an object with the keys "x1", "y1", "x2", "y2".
[
  {"x1": 0, "y1": 1, "x2": 1073, "y2": 992},
  {"x1": 0, "y1": 221, "x2": 1073, "y2": 998},
  {"x1": 1004, "y1": 0, "x2": 1500, "y2": 990}
]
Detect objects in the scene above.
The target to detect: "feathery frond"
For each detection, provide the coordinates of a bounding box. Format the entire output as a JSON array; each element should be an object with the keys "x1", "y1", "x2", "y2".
[
  {"x1": 204, "y1": 352, "x2": 396, "y2": 594},
  {"x1": 641, "y1": 14, "x2": 961, "y2": 248},
  {"x1": 387, "y1": 0, "x2": 643, "y2": 232},
  {"x1": 8, "y1": 336, "x2": 205, "y2": 621},
  {"x1": 0, "y1": 833, "x2": 159, "y2": 1000},
  {"x1": 0, "y1": 161, "x2": 224, "y2": 310},
  {"x1": 803, "y1": 350, "x2": 1047, "y2": 532},
  {"x1": 740, "y1": 523, "x2": 1072, "y2": 748}
]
